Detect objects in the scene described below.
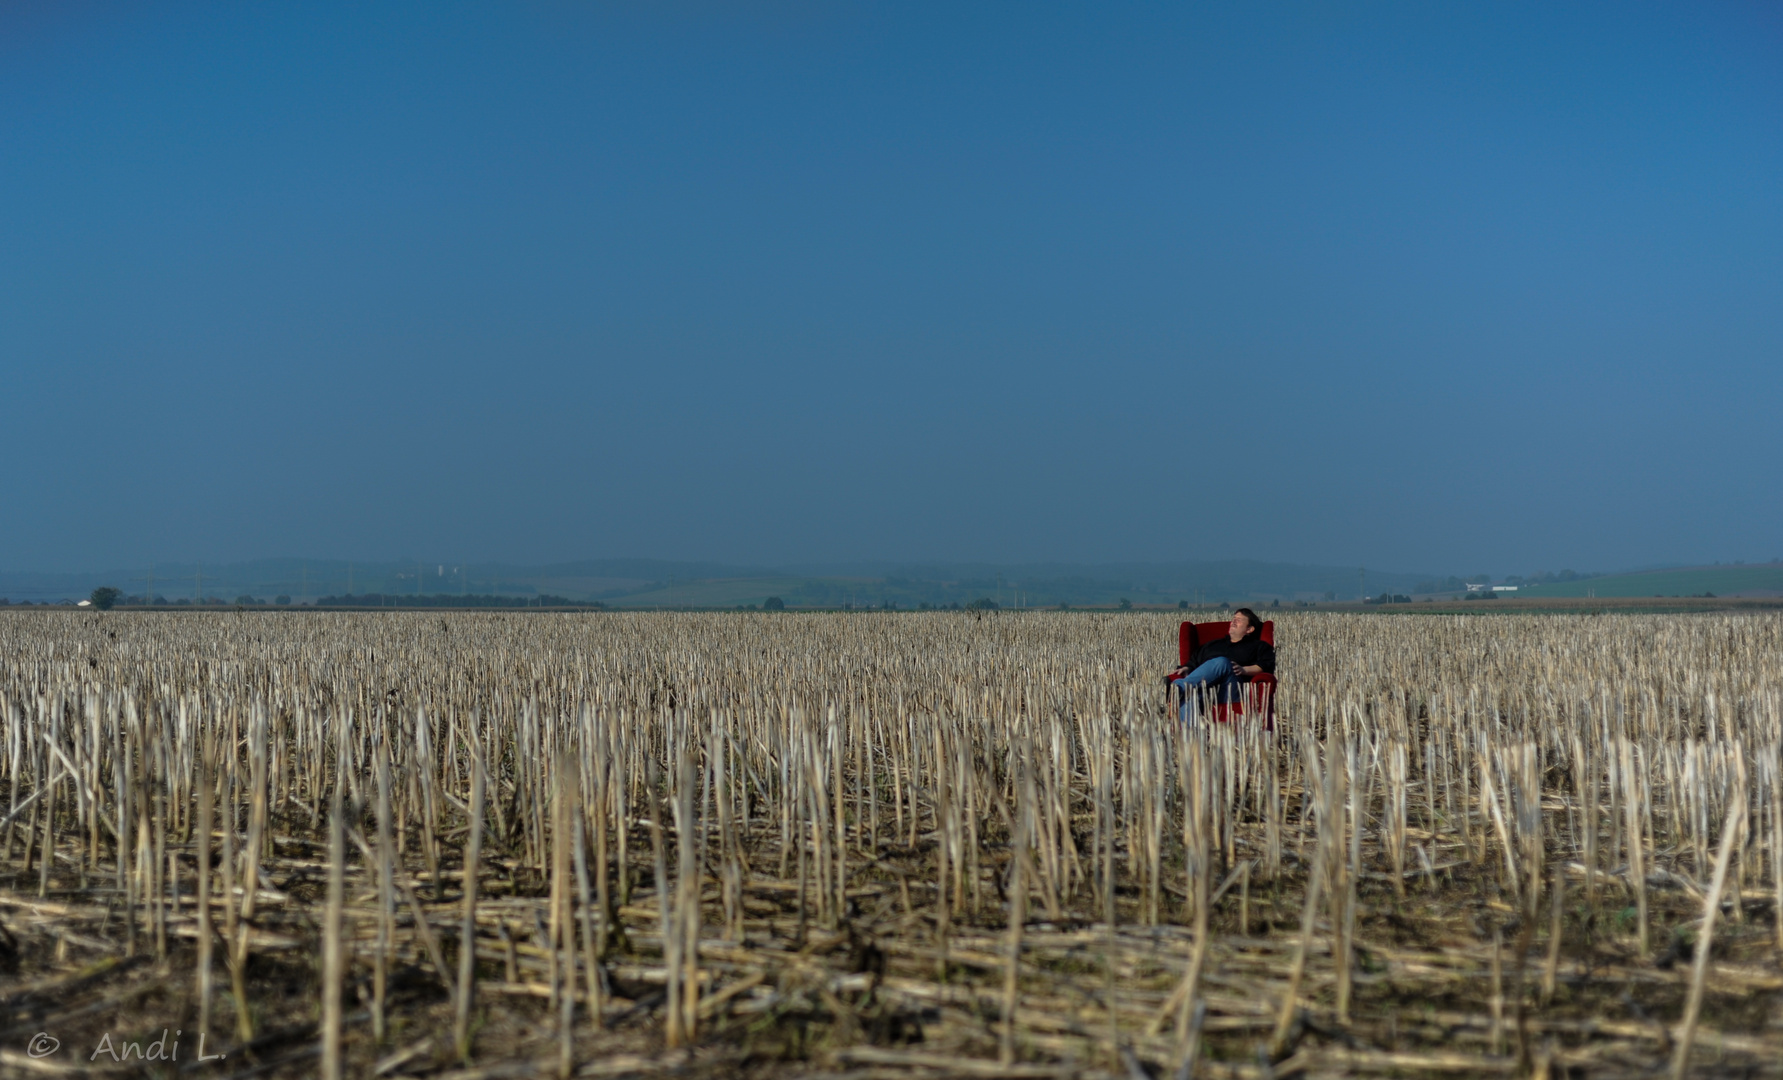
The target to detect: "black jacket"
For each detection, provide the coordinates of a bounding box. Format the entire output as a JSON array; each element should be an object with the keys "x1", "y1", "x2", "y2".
[{"x1": 1193, "y1": 632, "x2": 1276, "y2": 675}]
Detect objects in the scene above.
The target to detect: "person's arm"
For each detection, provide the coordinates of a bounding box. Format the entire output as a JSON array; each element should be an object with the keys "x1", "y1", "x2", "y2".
[{"x1": 1243, "y1": 640, "x2": 1275, "y2": 676}]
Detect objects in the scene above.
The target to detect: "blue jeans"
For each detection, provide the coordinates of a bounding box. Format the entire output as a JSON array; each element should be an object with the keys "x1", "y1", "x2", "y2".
[{"x1": 1172, "y1": 657, "x2": 1249, "y2": 720}]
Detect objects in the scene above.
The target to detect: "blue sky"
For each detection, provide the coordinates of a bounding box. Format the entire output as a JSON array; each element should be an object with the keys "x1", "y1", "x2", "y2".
[{"x1": 3, "y1": 2, "x2": 1780, "y2": 574}]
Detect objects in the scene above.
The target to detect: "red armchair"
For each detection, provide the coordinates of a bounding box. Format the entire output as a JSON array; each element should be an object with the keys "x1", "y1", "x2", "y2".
[{"x1": 1177, "y1": 619, "x2": 1276, "y2": 726}]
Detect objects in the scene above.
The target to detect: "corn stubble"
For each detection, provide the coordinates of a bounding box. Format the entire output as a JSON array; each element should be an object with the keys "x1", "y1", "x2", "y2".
[{"x1": 1, "y1": 609, "x2": 1780, "y2": 1078}]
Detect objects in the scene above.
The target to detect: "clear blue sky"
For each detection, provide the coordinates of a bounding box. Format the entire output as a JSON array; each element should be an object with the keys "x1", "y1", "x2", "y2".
[{"x1": 4, "y1": 2, "x2": 1780, "y2": 575}]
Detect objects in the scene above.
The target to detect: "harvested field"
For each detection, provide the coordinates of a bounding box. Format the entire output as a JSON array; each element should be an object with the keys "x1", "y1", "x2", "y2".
[{"x1": 0, "y1": 610, "x2": 1780, "y2": 1079}]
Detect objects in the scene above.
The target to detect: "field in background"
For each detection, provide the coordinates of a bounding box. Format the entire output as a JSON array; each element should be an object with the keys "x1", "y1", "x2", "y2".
[
  {"x1": 1, "y1": 610, "x2": 1779, "y2": 1078},
  {"x1": 1513, "y1": 563, "x2": 1783, "y2": 599},
  {"x1": 1365, "y1": 595, "x2": 1783, "y2": 616}
]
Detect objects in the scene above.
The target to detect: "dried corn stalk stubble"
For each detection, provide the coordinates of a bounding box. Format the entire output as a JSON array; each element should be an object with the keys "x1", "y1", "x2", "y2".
[{"x1": 0, "y1": 609, "x2": 1778, "y2": 1078}]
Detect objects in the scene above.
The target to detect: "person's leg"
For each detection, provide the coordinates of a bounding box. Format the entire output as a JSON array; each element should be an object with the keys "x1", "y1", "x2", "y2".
[
  {"x1": 1173, "y1": 658, "x2": 1234, "y2": 722},
  {"x1": 1216, "y1": 673, "x2": 1250, "y2": 705},
  {"x1": 1173, "y1": 656, "x2": 1234, "y2": 691}
]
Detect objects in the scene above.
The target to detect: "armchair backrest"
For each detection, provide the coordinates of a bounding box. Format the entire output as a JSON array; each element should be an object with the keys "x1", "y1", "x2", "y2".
[{"x1": 1180, "y1": 619, "x2": 1275, "y2": 666}]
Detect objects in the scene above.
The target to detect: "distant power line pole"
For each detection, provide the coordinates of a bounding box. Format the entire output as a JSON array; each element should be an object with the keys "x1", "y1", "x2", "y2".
[{"x1": 1359, "y1": 567, "x2": 1365, "y2": 602}]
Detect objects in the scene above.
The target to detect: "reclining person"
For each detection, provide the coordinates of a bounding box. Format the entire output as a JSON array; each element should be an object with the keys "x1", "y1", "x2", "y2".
[{"x1": 1167, "y1": 608, "x2": 1275, "y2": 716}]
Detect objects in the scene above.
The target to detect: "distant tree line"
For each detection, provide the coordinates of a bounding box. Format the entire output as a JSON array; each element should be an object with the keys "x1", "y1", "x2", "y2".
[
  {"x1": 0, "y1": 593, "x2": 605, "y2": 609},
  {"x1": 313, "y1": 593, "x2": 601, "y2": 608}
]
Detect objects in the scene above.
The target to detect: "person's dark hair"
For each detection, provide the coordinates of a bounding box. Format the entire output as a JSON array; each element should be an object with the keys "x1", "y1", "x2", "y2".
[{"x1": 1233, "y1": 607, "x2": 1263, "y2": 636}]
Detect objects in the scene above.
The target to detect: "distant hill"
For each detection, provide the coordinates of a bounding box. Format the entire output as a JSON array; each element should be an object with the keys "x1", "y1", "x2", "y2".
[
  {"x1": 1513, "y1": 563, "x2": 1783, "y2": 599},
  {"x1": 604, "y1": 560, "x2": 1432, "y2": 609},
  {"x1": 0, "y1": 557, "x2": 1437, "y2": 607},
  {"x1": 13, "y1": 557, "x2": 1779, "y2": 609}
]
